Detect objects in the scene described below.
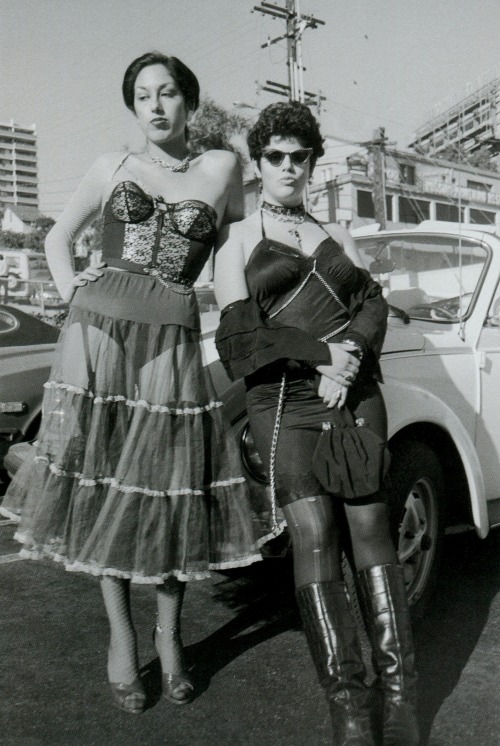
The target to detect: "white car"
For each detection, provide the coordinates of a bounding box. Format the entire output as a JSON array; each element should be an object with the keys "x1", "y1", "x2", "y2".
[{"x1": 202, "y1": 220, "x2": 500, "y2": 617}]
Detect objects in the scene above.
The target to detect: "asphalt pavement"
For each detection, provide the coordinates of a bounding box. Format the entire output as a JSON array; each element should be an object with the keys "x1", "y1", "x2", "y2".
[{"x1": 0, "y1": 517, "x2": 498, "y2": 746}]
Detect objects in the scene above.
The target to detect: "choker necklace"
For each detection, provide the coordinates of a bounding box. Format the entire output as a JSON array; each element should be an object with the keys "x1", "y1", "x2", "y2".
[
  {"x1": 149, "y1": 153, "x2": 193, "y2": 173},
  {"x1": 261, "y1": 200, "x2": 306, "y2": 224}
]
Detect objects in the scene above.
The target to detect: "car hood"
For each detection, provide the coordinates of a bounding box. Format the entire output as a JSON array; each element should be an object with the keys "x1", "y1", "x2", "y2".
[{"x1": 382, "y1": 326, "x2": 425, "y2": 355}]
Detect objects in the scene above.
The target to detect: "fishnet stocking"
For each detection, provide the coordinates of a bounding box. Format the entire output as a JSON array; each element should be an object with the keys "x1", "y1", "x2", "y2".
[
  {"x1": 100, "y1": 576, "x2": 138, "y2": 685},
  {"x1": 155, "y1": 577, "x2": 187, "y2": 675}
]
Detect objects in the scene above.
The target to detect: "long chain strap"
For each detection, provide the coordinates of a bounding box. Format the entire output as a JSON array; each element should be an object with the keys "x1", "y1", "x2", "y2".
[
  {"x1": 268, "y1": 372, "x2": 287, "y2": 531},
  {"x1": 312, "y1": 261, "x2": 350, "y2": 313}
]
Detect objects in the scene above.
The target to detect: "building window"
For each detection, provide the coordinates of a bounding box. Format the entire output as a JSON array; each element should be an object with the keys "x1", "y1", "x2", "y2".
[
  {"x1": 436, "y1": 203, "x2": 463, "y2": 222},
  {"x1": 470, "y1": 208, "x2": 496, "y2": 225},
  {"x1": 399, "y1": 164, "x2": 416, "y2": 185},
  {"x1": 357, "y1": 190, "x2": 392, "y2": 220},
  {"x1": 467, "y1": 180, "x2": 491, "y2": 192},
  {"x1": 399, "y1": 196, "x2": 430, "y2": 224},
  {"x1": 358, "y1": 190, "x2": 374, "y2": 218}
]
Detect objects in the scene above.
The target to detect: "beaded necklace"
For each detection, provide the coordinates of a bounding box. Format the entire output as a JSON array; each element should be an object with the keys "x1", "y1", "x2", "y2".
[
  {"x1": 149, "y1": 153, "x2": 193, "y2": 173},
  {"x1": 261, "y1": 200, "x2": 306, "y2": 225},
  {"x1": 261, "y1": 200, "x2": 309, "y2": 251}
]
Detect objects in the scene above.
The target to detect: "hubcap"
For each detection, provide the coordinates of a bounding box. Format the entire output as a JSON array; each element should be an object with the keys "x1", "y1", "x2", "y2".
[{"x1": 397, "y1": 477, "x2": 438, "y2": 605}]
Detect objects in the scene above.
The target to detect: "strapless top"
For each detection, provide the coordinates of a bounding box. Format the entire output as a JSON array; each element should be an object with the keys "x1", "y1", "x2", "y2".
[
  {"x1": 245, "y1": 235, "x2": 360, "y2": 342},
  {"x1": 101, "y1": 181, "x2": 218, "y2": 291}
]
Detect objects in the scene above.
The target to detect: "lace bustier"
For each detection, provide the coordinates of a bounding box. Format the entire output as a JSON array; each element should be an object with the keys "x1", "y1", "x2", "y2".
[{"x1": 101, "y1": 180, "x2": 217, "y2": 291}]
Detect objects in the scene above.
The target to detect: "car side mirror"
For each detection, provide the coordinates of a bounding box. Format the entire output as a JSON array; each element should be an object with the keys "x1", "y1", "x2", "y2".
[{"x1": 369, "y1": 258, "x2": 395, "y2": 274}]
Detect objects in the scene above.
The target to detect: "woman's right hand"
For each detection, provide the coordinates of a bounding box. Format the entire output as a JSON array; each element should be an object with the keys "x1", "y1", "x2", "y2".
[
  {"x1": 316, "y1": 342, "x2": 360, "y2": 386},
  {"x1": 318, "y1": 377, "x2": 349, "y2": 408},
  {"x1": 66, "y1": 262, "x2": 106, "y2": 301}
]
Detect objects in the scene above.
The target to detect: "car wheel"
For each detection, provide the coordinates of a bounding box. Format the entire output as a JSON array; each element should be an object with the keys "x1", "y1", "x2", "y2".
[{"x1": 387, "y1": 440, "x2": 445, "y2": 621}]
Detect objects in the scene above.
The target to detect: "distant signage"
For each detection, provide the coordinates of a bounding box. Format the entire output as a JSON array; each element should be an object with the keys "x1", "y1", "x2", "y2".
[{"x1": 423, "y1": 181, "x2": 500, "y2": 207}]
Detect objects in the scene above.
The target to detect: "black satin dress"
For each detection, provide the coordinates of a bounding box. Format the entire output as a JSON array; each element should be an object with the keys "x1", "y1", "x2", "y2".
[{"x1": 244, "y1": 219, "x2": 388, "y2": 506}]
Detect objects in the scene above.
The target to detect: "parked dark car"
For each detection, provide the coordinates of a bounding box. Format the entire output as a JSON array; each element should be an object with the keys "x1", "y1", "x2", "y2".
[{"x1": 0, "y1": 305, "x2": 59, "y2": 482}]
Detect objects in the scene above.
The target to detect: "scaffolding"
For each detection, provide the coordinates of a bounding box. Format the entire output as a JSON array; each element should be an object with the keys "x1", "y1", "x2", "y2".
[{"x1": 409, "y1": 77, "x2": 500, "y2": 159}]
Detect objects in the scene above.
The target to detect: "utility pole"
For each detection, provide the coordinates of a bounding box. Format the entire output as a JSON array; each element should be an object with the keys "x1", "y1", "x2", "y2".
[
  {"x1": 254, "y1": 0, "x2": 325, "y2": 110},
  {"x1": 370, "y1": 127, "x2": 388, "y2": 230}
]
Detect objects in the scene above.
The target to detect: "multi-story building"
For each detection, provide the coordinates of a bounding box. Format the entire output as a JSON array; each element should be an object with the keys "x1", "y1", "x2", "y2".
[
  {"x1": 308, "y1": 146, "x2": 500, "y2": 231},
  {"x1": 0, "y1": 120, "x2": 39, "y2": 213}
]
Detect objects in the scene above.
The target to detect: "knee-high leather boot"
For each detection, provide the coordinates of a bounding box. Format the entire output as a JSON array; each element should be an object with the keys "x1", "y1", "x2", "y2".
[
  {"x1": 296, "y1": 582, "x2": 375, "y2": 746},
  {"x1": 357, "y1": 565, "x2": 419, "y2": 746}
]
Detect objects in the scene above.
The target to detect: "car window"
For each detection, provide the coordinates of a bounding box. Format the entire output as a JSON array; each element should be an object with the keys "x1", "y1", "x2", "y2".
[
  {"x1": 356, "y1": 234, "x2": 489, "y2": 322},
  {"x1": 0, "y1": 309, "x2": 20, "y2": 334},
  {"x1": 485, "y1": 281, "x2": 500, "y2": 326}
]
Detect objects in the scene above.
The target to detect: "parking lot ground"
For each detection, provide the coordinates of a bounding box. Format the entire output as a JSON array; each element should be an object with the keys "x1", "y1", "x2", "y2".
[{"x1": 0, "y1": 521, "x2": 498, "y2": 746}]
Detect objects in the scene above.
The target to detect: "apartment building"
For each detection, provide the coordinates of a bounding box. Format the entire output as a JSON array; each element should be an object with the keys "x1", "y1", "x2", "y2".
[{"x1": 0, "y1": 120, "x2": 39, "y2": 213}]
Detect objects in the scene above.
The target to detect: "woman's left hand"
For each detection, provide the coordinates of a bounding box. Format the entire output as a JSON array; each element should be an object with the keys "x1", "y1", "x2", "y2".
[
  {"x1": 71, "y1": 262, "x2": 106, "y2": 290},
  {"x1": 318, "y1": 376, "x2": 349, "y2": 408}
]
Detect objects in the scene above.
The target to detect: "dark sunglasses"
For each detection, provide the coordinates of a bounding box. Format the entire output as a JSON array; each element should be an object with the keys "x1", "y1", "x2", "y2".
[{"x1": 261, "y1": 148, "x2": 313, "y2": 167}]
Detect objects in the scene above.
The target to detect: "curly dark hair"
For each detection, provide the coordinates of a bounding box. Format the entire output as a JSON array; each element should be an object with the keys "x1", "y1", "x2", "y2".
[
  {"x1": 247, "y1": 101, "x2": 324, "y2": 170},
  {"x1": 122, "y1": 51, "x2": 200, "y2": 114}
]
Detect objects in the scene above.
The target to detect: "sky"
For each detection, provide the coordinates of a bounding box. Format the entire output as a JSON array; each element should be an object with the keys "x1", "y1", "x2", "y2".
[{"x1": 2, "y1": 0, "x2": 500, "y2": 217}]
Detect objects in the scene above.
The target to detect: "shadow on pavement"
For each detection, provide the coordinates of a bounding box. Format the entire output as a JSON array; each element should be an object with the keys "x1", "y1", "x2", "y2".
[
  {"x1": 140, "y1": 554, "x2": 300, "y2": 706},
  {"x1": 415, "y1": 530, "x2": 500, "y2": 745}
]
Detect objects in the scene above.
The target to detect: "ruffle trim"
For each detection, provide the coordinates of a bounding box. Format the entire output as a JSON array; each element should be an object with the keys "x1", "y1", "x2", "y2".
[
  {"x1": 12, "y1": 531, "x2": 263, "y2": 583},
  {"x1": 43, "y1": 381, "x2": 223, "y2": 415},
  {"x1": 33, "y1": 457, "x2": 246, "y2": 497},
  {"x1": 1, "y1": 508, "x2": 287, "y2": 545}
]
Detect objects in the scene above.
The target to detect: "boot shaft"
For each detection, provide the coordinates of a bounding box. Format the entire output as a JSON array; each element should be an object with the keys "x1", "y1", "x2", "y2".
[
  {"x1": 296, "y1": 581, "x2": 367, "y2": 694},
  {"x1": 356, "y1": 564, "x2": 417, "y2": 697},
  {"x1": 357, "y1": 565, "x2": 420, "y2": 745},
  {"x1": 296, "y1": 581, "x2": 376, "y2": 746}
]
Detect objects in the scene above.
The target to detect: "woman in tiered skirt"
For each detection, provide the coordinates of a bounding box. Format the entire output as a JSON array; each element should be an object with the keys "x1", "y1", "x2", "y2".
[{"x1": 1, "y1": 51, "x2": 278, "y2": 713}]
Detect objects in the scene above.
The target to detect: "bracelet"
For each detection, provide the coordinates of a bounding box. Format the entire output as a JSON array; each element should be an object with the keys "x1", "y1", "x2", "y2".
[{"x1": 342, "y1": 338, "x2": 364, "y2": 361}]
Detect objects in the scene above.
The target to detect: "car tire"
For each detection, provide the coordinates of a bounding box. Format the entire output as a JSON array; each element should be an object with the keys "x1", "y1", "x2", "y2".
[{"x1": 387, "y1": 440, "x2": 445, "y2": 622}]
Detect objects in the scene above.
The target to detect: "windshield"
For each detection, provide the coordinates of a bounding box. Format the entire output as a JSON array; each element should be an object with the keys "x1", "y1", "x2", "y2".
[{"x1": 356, "y1": 234, "x2": 489, "y2": 322}]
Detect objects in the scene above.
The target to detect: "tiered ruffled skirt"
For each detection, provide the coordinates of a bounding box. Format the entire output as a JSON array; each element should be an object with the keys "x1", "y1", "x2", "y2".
[{"x1": 1, "y1": 270, "x2": 278, "y2": 582}]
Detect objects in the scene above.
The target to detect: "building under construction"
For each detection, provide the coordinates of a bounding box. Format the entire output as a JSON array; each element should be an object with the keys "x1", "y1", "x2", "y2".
[{"x1": 409, "y1": 75, "x2": 500, "y2": 161}]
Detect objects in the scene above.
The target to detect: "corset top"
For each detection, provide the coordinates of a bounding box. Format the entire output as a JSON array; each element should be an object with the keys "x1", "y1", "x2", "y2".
[
  {"x1": 101, "y1": 180, "x2": 218, "y2": 288},
  {"x1": 245, "y1": 235, "x2": 360, "y2": 341}
]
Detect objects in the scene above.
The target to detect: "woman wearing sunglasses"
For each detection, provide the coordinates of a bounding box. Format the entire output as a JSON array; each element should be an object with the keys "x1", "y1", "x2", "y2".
[
  {"x1": 1, "y1": 52, "x2": 276, "y2": 714},
  {"x1": 214, "y1": 101, "x2": 418, "y2": 746}
]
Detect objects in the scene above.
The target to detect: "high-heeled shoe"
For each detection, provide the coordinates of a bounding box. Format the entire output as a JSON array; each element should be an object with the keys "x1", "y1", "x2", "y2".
[
  {"x1": 162, "y1": 671, "x2": 195, "y2": 706},
  {"x1": 109, "y1": 678, "x2": 147, "y2": 714},
  {"x1": 153, "y1": 626, "x2": 195, "y2": 706}
]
